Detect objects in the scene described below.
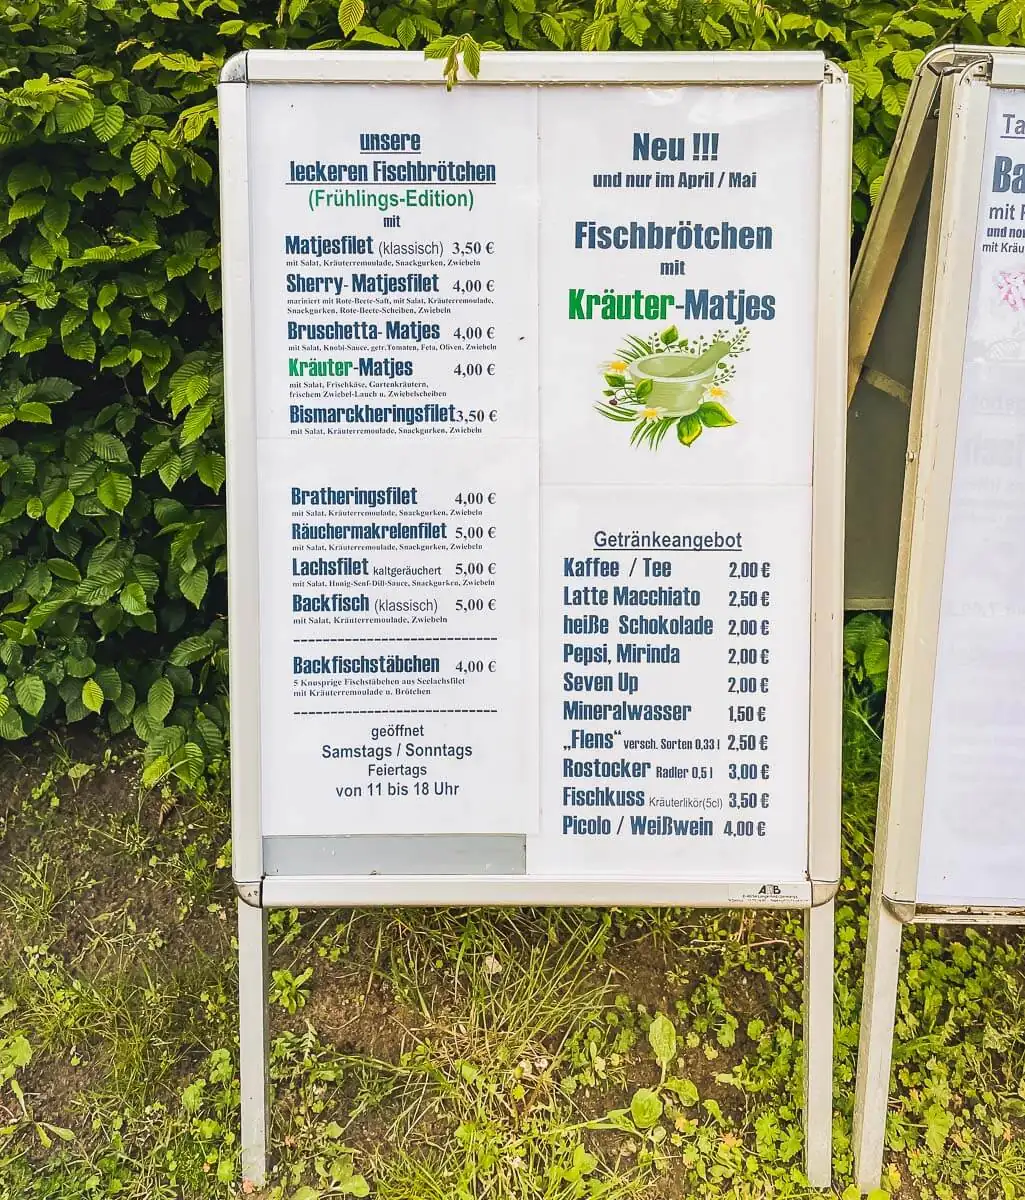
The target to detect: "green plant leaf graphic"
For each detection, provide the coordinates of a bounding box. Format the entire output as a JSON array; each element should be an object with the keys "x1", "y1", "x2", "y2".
[
  {"x1": 677, "y1": 414, "x2": 703, "y2": 445},
  {"x1": 697, "y1": 400, "x2": 736, "y2": 428}
]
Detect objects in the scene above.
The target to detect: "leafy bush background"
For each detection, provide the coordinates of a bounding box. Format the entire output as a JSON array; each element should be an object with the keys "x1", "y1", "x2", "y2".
[{"x1": 0, "y1": 0, "x2": 1015, "y2": 785}]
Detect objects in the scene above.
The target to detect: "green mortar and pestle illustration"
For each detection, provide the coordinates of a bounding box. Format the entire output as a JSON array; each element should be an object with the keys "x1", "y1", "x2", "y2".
[
  {"x1": 627, "y1": 340, "x2": 732, "y2": 415},
  {"x1": 596, "y1": 325, "x2": 746, "y2": 451}
]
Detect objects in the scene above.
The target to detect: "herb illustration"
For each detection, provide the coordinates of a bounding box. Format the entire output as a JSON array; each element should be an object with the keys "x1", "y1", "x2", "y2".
[{"x1": 595, "y1": 325, "x2": 749, "y2": 450}]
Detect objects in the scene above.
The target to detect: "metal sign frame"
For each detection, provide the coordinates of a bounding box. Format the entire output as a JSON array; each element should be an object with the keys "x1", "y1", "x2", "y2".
[
  {"x1": 845, "y1": 44, "x2": 991, "y2": 610},
  {"x1": 851, "y1": 47, "x2": 1025, "y2": 1194},
  {"x1": 217, "y1": 50, "x2": 850, "y2": 1188}
]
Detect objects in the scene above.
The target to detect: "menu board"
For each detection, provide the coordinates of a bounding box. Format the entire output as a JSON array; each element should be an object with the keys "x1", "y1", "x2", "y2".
[
  {"x1": 242, "y1": 78, "x2": 825, "y2": 880},
  {"x1": 918, "y1": 88, "x2": 1025, "y2": 906}
]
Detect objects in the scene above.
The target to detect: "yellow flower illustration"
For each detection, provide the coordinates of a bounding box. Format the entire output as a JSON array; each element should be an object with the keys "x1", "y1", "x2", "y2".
[
  {"x1": 705, "y1": 385, "x2": 728, "y2": 400},
  {"x1": 640, "y1": 406, "x2": 665, "y2": 421}
]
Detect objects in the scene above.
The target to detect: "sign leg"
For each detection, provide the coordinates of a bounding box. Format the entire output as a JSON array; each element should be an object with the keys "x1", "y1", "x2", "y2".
[
  {"x1": 803, "y1": 900, "x2": 834, "y2": 1189},
  {"x1": 238, "y1": 897, "x2": 270, "y2": 1188},
  {"x1": 853, "y1": 899, "x2": 903, "y2": 1194}
]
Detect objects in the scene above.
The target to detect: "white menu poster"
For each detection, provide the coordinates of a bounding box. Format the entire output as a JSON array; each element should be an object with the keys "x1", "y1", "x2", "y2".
[
  {"x1": 248, "y1": 84, "x2": 540, "y2": 836},
  {"x1": 530, "y1": 86, "x2": 818, "y2": 878},
  {"x1": 918, "y1": 89, "x2": 1025, "y2": 906},
  {"x1": 242, "y1": 79, "x2": 823, "y2": 878}
]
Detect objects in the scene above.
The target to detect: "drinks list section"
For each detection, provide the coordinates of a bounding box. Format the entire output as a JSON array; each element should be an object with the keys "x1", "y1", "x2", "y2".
[
  {"x1": 531, "y1": 86, "x2": 819, "y2": 878},
  {"x1": 247, "y1": 84, "x2": 540, "y2": 837},
  {"x1": 532, "y1": 488, "x2": 811, "y2": 879}
]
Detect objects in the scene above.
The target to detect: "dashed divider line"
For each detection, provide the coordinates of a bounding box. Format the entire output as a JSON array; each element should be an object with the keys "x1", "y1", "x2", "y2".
[
  {"x1": 293, "y1": 637, "x2": 499, "y2": 642},
  {"x1": 294, "y1": 708, "x2": 498, "y2": 715}
]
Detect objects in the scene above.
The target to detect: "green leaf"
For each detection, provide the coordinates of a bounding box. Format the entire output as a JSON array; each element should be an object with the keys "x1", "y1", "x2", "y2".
[
  {"x1": 894, "y1": 17, "x2": 937, "y2": 34},
  {"x1": 130, "y1": 140, "x2": 161, "y2": 178},
  {"x1": 845, "y1": 60, "x2": 885, "y2": 102},
  {"x1": 93, "y1": 432, "x2": 130, "y2": 462},
  {"x1": 171, "y1": 740, "x2": 204, "y2": 784},
  {"x1": 97, "y1": 473, "x2": 132, "y2": 514},
  {"x1": 56, "y1": 99, "x2": 95, "y2": 133},
  {"x1": 168, "y1": 635, "x2": 214, "y2": 666},
  {"x1": 395, "y1": 16, "x2": 417, "y2": 46},
  {"x1": 180, "y1": 566, "x2": 209, "y2": 608},
  {"x1": 664, "y1": 1076, "x2": 700, "y2": 1106},
  {"x1": 882, "y1": 83, "x2": 909, "y2": 118},
  {"x1": 998, "y1": 0, "x2": 1025, "y2": 35},
  {"x1": 289, "y1": 1189, "x2": 321, "y2": 1200},
  {"x1": 338, "y1": 0, "x2": 364, "y2": 33},
  {"x1": 14, "y1": 675, "x2": 45, "y2": 717},
  {"x1": 120, "y1": 583, "x2": 149, "y2": 616},
  {"x1": 48, "y1": 558, "x2": 81, "y2": 582},
  {"x1": 62, "y1": 328, "x2": 96, "y2": 362},
  {"x1": 94, "y1": 666, "x2": 122, "y2": 702},
  {"x1": 0, "y1": 708, "x2": 26, "y2": 740},
  {"x1": 348, "y1": 25, "x2": 399, "y2": 45},
  {"x1": 697, "y1": 401, "x2": 736, "y2": 428},
  {"x1": 158, "y1": 455, "x2": 182, "y2": 490},
  {"x1": 148, "y1": 677, "x2": 175, "y2": 722},
  {"x1": 16, "y1": 402, "x2": 51, "y2": 424},
  {"x1": 635, "y1": 378, "x2": 653, "y2": 399},
  {"x1": 141, "y1": 753, "x2": 170, "y2": 788},
  {"x1": 92, "y1": 103, "x2": 126, "y2": 142},
  {"x1": 461, "y1": 37, "x2": 481, "y2": 77},
  {"x1": 648, "y1": 1013, "x2": 677, "y2": 1072},
  {"x1": 3, "y1": 308, "x2": 30, "y2": 338},
  {"x1": 9, "y1": 193, "x2": 46, "y2": 222},
  {"x1": 0, "y1": 560, "x2": 26, "y2": 592},
  {"x1": 540, "y1": 13, "x2": 565, "y2": 46},
  {"x1": 197, "y1": 454, "x2": 226, "y2": 493},
  {"x1": 892, "y1": 49, "x2": 924, "y2": 80},
  {"x1": 677, "y1": 414, "x2": 703, "y2": 445},
  {"x1": 7, "y1": 163, "x2": 49, "y2": 200},
  {"x1": 618, "y1": 7, "x2": 649, "y2": 45},
  {"x1": 924, "y1": 1103, "x2": 955, "y2": 1154},
  {"x1": 180, "y1": 403, "x2": 213, "y2": 445},
  {"x1": 629, "y1": 1088, "x2": 663, "y2": 1129},
  {"x1": 81, "y1": 678, "x2": 104, "y2": 713},
  {"x1": 42, "y1": 198, "x2": 70, "y2": 237},
  {"x1": 863, "y1": 637, "x2": 890, "y2": 686}
]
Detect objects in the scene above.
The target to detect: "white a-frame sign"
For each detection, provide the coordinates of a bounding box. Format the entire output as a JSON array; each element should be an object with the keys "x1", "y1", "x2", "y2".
[
  {"x1": 851, "y1": 45, "x2": 1025, "y2": 1193},
  {"x1": 218, "y1": 50, "x2": 850, "y2": 1188}
]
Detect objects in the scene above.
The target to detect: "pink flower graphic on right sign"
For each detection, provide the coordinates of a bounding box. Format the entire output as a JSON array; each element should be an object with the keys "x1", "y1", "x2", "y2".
[{"x1": 996, "y1": 270, "x2": 1025, "y2": 312}]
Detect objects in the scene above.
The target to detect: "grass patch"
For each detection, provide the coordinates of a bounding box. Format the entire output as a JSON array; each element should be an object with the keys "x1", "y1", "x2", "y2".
[{"x1": 0, "y1": 662, "x2": 1024, "y2": 1198}]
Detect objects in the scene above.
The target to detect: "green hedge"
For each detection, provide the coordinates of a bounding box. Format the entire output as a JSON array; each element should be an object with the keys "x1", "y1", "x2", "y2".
[{"x1": 0, "y1": 0, "x2": 1016, "y2": 785}]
